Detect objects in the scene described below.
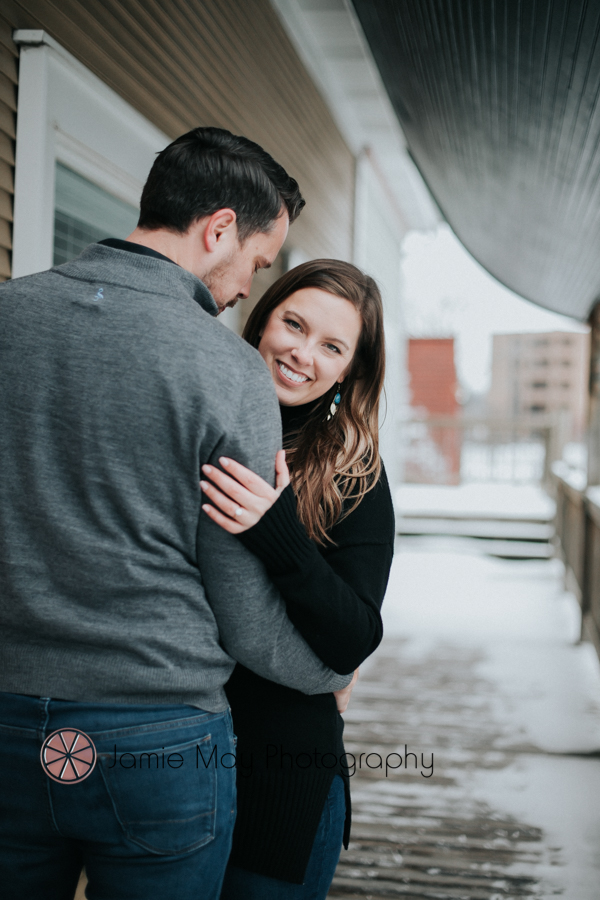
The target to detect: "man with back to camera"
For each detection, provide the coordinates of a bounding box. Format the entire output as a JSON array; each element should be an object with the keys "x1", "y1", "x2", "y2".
[{"x1": 0, "y1": 127, "x2": 352, "y2": 899}]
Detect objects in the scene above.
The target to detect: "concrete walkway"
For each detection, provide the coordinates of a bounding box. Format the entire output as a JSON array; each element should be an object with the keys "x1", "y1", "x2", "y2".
[{"x1": 329, "y1": 537, "x2": 600, "y2": 899}]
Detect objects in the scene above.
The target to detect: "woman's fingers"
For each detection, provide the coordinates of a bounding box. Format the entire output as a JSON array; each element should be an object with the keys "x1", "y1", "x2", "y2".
[
  {"x1": 333, "y1": 668, "x2": 359, "y2": 713},
  {"x1": 202, "y1": 503, "x2": 248, "y2": 534},
  {"x1": 275, "y1": 449, "x2": 290, "y2": 492},
  {"x1": 218, "y1": 457, "x2": 275, "y2": 498},
  {"x1": 201, "y1": 464, "x2": 261, "y2": 507},
  {"x1": 200, "y1": 479, "x2": 246, "y2": 521},
  {"x1": 200, "y1": 452, "x2": 285, "y2": 532}
]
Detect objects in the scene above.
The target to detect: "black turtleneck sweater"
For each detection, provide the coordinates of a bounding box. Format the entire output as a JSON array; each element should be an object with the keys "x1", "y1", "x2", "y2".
[{"x1": 225, "y1": 401, "x2": 395, "y2": 883}]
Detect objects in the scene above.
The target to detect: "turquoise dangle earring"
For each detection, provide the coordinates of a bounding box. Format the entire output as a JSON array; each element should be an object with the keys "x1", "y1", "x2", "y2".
[{"x1": 326, "y1": 383, "x2": 342, "y2": 421}]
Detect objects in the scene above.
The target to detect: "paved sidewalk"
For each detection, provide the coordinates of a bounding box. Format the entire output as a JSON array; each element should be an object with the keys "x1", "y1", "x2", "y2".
[{"x1": 329, "y1": 537, "x2": 600, "y2": 899}]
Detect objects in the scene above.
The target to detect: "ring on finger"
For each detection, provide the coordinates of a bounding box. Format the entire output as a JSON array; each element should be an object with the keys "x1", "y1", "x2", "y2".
[{"x1": 234, "y1": 507, "x2": 244, "y2": 517}]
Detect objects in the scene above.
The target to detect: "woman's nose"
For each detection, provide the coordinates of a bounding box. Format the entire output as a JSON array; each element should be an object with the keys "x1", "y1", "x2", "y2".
[{"x1": 291, "y1": 344, "x2": 313, "y2": 366}]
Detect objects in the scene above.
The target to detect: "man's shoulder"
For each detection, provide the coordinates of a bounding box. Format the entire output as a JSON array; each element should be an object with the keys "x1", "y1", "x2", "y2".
[
  {"x1": 199, "y1": 322, "x2": 277, "y2": 409},
  {"x1": 0, "y1": 268, "x2": 58, "y2": 293},
  {"x1": 0, "y1": 260, "x2": 274, "y2": 398},
  {"x1": 209, "y1": 323, "x2": 269, "y2": 370}
]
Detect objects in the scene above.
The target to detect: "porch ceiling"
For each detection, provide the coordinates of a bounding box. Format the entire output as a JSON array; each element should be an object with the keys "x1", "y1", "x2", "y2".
[{"x1": 351, "y1": 0, "x2": 600, "y2": 321}]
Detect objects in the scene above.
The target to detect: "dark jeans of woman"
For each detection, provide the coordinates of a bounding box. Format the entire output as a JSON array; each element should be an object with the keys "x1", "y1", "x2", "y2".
[{"x1": 220, "y1": 774, "x2": 345, "y2": 900}]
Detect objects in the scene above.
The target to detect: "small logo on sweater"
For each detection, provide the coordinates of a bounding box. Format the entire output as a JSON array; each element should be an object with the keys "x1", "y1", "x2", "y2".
[
  {"x1": 40, "y1": 729, "x2": 97, "y2": 783},
  {"x1": 94, "y1": 287, "x2": 104, "y2": 301}
]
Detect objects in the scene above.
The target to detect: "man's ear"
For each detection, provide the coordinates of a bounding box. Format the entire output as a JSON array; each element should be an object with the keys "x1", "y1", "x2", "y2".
[{"x1": 203, "y1": 208, "x2": 238, "y2": 253}]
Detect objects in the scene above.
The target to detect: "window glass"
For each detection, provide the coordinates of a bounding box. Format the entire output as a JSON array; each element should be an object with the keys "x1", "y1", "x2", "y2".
[{"x1": 53, "y1": 163, "x2": 139, "y2": 265}]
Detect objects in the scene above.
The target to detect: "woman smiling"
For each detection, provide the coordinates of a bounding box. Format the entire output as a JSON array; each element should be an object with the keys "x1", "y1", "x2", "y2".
[{"x1": 201, "y1": 259, "x2": 395, "y2": 899}]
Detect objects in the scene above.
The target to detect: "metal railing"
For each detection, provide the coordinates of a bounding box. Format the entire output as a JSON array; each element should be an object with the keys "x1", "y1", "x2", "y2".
[
  {"x1": 403, "y1": 416, "x2": 556, "y2": 486},
  {"x1": 554, "y1": 465, "x2": 600, "y2": 658}
]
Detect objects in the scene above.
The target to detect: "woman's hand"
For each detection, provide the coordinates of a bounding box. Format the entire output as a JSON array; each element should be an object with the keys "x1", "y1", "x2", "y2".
[
  {"x1": 334, "y1": 669, "x2": 359, "y2": 713},
  {"x1": 201, "y1": 450, "x2": 290, "y2": 534}
]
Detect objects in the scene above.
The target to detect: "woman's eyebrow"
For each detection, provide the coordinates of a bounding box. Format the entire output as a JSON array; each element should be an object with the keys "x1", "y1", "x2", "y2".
[
  {"x1": 325, "y1": 334, "x2": 350, "y2": 351},
  {"x1": 284, "y1": 309, "x2": 308, "y2": 329},
  {"x1": 285, "y1": 309, "x2": 350, "y2": 351}
]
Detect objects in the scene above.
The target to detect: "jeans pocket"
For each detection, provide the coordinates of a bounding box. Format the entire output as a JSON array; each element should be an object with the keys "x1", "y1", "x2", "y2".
[{"x1": 99, "y1": 732, "x2": 216, "y2": 855}]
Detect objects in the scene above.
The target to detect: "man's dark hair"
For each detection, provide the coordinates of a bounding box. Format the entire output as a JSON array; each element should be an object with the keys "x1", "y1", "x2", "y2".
[{"x1": 138, "y1": 127, "x2": 305, "y2": 241}]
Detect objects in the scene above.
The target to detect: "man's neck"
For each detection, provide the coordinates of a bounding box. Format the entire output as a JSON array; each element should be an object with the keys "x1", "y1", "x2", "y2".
[{"x1": 125, "y1": 227, "x2": 189, "y2": 267}]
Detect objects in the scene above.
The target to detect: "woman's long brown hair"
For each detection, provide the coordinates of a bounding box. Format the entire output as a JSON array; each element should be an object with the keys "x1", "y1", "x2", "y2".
[{"x1": 243, "y1": 259, "x2": 386, "y2": 544}]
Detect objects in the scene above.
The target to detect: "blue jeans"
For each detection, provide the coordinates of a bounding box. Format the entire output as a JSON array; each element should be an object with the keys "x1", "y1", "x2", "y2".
[
  {"x1": 0, "y1": 691, "x2": 236, "y2": 900},
  {"x1": 220, "y1": 774, "x2": 345, "y2": 900}
]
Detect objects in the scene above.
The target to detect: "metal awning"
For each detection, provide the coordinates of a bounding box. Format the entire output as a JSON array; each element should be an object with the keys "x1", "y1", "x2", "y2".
[{"x1": 351, "y1": 0, "x2": 600, "y2": 320}]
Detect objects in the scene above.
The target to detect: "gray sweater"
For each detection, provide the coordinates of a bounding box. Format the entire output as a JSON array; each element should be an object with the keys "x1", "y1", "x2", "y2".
[{"x1": 0, "y1": 244, "x2": 350, "y2": 710}]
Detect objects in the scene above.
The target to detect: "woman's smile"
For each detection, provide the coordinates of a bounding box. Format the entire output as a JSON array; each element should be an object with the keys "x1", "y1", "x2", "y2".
[{"x1": 276, "y1": 360, "x2": 311, "y2": 385}]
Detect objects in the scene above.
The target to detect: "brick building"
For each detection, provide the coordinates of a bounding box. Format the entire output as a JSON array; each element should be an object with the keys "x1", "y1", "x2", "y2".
[
  {"x1": 407, "y1": 338, "x2": 460, "y2": 416},
  {"x1": 407, "y1": 337, "x2": 460, "y2": 482}
]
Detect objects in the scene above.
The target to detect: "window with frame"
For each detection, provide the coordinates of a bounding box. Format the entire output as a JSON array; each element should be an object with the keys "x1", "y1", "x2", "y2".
[{"x1": 53, "y1": 163, "x2": 139, "y2": 265}]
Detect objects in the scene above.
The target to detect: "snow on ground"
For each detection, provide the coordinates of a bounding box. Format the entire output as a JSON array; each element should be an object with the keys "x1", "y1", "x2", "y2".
[{"x1": 378, "y1": 536, "x2": 600, "y2": 898}]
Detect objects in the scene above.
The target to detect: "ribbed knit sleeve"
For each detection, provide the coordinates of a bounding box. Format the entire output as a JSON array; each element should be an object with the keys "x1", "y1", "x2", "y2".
[
  {"x1": 238, "y1": 484, "x2": 315, "y2": 573},
  {"x1": 238, "y1": 468, "x2": 395, "y2": 675}
]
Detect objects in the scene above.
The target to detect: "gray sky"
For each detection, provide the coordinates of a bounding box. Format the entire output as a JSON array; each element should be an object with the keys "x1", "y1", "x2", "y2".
[{"x1": 401, "y1": 225, "x2": 589, "y2": 395}]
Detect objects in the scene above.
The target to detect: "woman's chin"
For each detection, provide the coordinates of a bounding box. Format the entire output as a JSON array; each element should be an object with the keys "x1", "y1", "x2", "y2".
[
  {"x1": 278, "y1": 395, "x2": 306, "y2": 407},
  {"x1": 276, "y1": 386, "x2": 310, "y2": 407}
]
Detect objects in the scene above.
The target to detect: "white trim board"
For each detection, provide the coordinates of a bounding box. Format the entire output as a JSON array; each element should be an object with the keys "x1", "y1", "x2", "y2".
[{"x1": 12, "y1": 31, "x2": 170, "y2": 277}]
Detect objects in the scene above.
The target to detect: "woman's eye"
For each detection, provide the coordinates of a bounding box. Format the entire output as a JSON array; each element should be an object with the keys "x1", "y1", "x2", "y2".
[
  {"x1": 285, "y1": 319, "x2": 302, "y2": 330},
  {"x1": 326, "y1": 344, "x2": 341, "y2": 354}
]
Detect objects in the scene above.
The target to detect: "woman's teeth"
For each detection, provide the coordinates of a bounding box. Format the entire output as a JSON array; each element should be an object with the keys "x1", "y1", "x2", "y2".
[{"x1": 278, "y1": 361, "x2": 308, "y2": 384}]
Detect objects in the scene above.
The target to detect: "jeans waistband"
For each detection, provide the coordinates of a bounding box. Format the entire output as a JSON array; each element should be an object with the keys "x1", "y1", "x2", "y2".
[{"x1": 0, "y1": 691, "x2": 226, "y2": 741}]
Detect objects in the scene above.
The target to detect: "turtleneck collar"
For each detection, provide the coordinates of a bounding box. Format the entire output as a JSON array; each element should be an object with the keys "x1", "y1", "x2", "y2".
[{"x1": 280, "y1": 398, "x2": 324, "y2": 438}]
